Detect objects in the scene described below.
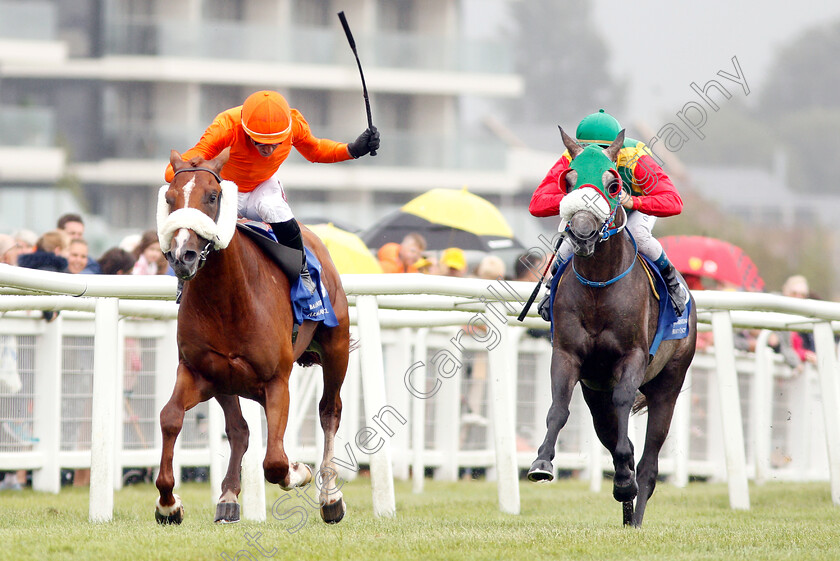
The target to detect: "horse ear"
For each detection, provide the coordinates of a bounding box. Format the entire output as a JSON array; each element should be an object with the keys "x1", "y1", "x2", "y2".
[
  {"x1": 559, "y1": 126, "x2": 583, "y2": 159},
  {"x1": 211, "y1": 147, "x2": 231, "y2": 173},
  {"x1": 170, "y1": 150, "x2": 186, "y2": 171},
  {"x1": 603, "y1": 129, "x2": 625, "y2": 162}
]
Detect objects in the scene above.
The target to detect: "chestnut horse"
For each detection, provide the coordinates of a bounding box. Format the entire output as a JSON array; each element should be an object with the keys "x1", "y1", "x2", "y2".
[
  {"x1": 527, "y1": 129, "x2": 697, "y2": 527},
  {"x1": 154, "y1": 149, "x2": 349, "y2": 525}
]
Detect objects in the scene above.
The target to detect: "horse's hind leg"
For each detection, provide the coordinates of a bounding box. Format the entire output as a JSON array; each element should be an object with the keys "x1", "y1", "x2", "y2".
[
  {"x1": 632, "y1": 368, "x2": 686, "y2": 527},
  {"x1": 155, "y1": 363, "x2": 210, "y2": 524},
  {"x1": 213, "y1": 394, "x2": 250, "y2": 524},
  {"x1": 317, "y1": 336, "x2": 349, "y2": 523},
  {"x1": 529, "y1": 351, "x2": 579, "y2": 481}
]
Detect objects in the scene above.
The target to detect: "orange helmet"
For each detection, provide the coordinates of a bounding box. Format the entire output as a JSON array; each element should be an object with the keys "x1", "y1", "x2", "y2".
[{"x1": 241, "y1": 91, "x2": 292, "y2": 144}]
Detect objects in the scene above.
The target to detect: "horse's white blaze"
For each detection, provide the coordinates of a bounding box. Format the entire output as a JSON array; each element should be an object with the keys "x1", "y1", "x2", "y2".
[
  {"x1": 156, "y1": 180, "x2": 238, "y2": 253},
  {"x1": 170, "y1": 228, "x2": 193, "y2": 260},
  {"x1": 181, "y1": 177, "x2": 195, "y2": 207}
]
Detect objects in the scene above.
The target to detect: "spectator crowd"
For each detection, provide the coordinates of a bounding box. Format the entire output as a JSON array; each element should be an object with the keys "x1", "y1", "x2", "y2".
[{"x1": 0, "y1": 215, "x2": 831, "y2": 491}]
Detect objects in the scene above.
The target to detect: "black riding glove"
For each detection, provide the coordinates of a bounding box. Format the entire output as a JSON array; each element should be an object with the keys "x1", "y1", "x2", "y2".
[{"x1": 347, "y1": 126, "x2": 380, "y2": 158}]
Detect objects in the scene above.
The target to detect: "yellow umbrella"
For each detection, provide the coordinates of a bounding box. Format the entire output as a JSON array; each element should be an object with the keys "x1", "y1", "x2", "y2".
[
  {"x1": 306, "y1": 222, "x2": 383, "y2": 274},
  {"x1": 401, "y1": 186, "x2": 515, "y2": 238},
  {"x1": 362, "y1": 186, "x2": 523, "y2": 251}
]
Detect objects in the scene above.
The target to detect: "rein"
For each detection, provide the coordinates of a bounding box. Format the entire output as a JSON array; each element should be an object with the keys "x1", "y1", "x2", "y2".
[{"x1": 572, "y1": 229, "x2": 638, "y2": 288}]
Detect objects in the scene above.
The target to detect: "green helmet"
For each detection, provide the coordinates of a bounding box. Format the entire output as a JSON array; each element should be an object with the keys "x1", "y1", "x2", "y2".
[{"x1": 575, "y1": 109, "x2": 622, "y2": 146}]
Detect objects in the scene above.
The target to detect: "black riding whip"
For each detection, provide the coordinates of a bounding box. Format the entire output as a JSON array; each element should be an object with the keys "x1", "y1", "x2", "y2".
[
  {"x1": 517, "y1": 234, "x2": 565, "y2": 322},
  {"x1": 337, "y1": 11, "x2": 376, "y2": 156}
]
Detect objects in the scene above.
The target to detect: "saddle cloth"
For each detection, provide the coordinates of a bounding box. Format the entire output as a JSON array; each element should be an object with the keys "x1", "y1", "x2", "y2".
[
  {"x1": 548, "y1": 255, "x2": 691, "y2": 358},
  {"x1": 236, "y1": 222, "x2": 339, "y2": 327}
]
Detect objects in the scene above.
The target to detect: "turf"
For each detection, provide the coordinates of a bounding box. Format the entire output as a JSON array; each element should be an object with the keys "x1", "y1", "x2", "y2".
[{"x1": 1, "y1": 478, "x2": 838, "y2": 561}]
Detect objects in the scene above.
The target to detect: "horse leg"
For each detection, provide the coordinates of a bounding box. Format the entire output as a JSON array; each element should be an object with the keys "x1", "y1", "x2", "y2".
[
  {"x1": 631, "y1": 369, "x2": 685, "y2": 527},
  {"x1": 316, "y1": 337, "x2": 349, "y2": 524},
  {"x1": 155, "y1": 363, "x2": 209, "y2": 524},
  {"x1": 263, "y1": 374, "x2": 313, "y2": 491},
  {"x1": 581, "y1": 384, "x2": 637, "y2": 510},
  {"x1": 528, "y1": 351, "x2": 580, "y2": 481},
  {"x1": 212, "y1": 394, "x2": 250, "y2": 524}
]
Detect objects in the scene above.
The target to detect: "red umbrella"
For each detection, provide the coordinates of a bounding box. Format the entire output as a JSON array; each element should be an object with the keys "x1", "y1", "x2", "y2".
[{"x1": 659, "y1": 235, "x2": 764, "y2": 292}]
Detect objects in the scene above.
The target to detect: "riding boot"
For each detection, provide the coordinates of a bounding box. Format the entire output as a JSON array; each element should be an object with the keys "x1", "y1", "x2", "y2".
[
  {"x1": 537, "y1": 256, "x2": 563, "y2": 322},
  {"x1": 654, "y1": 254, "x2": 687, "y2": 316},
  {"x1": 269, "y1": 219, "x2": 316, "y2": 294}
]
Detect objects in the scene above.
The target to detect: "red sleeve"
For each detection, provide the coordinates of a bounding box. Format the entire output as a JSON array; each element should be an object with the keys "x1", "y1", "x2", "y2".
[
  {"x1": 629, "y1": 155, "x2": 682, "y2": 217},
  {"x1": 529, "y1": 153, "x2": 571, "y2": 217},
  {"x1": 790, "y1": 332, "x2": 808, "y2": 362}
]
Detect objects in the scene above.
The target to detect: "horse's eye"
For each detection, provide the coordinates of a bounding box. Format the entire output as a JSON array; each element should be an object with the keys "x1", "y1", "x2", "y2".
[
  {"x1": 607, "y1": 179, "x2": 621, "y2": 198},
  {"x1": 208, "y1": 192, "x2": 218, "y2": 203},
  {"x1": 166, "y1": 196, "x2": 175, "y2": 207}
]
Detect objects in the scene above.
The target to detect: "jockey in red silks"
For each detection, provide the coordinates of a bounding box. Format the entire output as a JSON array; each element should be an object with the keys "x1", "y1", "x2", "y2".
[
  {"x1": 529, "y1": 109, "x2": 687, "y2": 318},
  {"x1": 165, "y1": 90, "x2": 379, "y2": 294}
]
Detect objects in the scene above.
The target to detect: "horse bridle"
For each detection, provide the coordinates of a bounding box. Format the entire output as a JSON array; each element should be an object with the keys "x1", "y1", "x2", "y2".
[
  {"x1": 173, "y1": 166, "x2": 223, "y2": 184},
  {"x1": 568, "y1": 203, "x2": 637, "y2": 288},
  {"x1": 171, "y1": 166, "x2": 225, "y2": 266}
]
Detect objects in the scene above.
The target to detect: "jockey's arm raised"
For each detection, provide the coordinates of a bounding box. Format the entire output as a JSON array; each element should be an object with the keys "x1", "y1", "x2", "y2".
[{"x1": 164, "y1": 108, "x2": 353, "y2": 193}]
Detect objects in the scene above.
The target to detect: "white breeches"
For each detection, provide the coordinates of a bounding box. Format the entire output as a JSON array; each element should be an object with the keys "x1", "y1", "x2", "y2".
[
  {"x1": 557, "y1": 211, "x2": 663, "y2": 263},
  {"x1": 231, "y1": 173, "x2": 294, "y2": 224}
]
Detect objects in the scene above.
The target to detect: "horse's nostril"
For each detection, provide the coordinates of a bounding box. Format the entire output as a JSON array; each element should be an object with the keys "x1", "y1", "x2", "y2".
[
  {"x1": 182, "y1": 250, "x2": 198, "y2": 265},
  {"x1": 570, "y1": 213, "x2": 598, "y2": 238}
]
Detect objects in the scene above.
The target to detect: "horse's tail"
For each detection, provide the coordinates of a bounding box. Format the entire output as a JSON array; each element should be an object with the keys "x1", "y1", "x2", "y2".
[{"x1": 631, "y1": 392, "x2": 648, "y2": 415}]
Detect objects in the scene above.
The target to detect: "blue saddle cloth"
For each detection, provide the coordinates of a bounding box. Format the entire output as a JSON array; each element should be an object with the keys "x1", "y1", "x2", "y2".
[
  {"x1": 548, "y1": 255, "x2": 691, "y2": 358},
  {"x1": 241, "y1": 222, "x2": 339, "y2": 328}
]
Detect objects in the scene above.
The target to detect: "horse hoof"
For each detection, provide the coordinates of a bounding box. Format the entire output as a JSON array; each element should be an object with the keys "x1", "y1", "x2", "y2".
[
  {"x1": 320, "y1": 499, "x2": 346, "y2": 524},
  {"x1": 613, "y1": 479, "x2": 638, "y2": 502},
  {"x1": 527, "y1": 460, "x2": 555, "y2": 482},
  {"x1": 299, "y1": 463, "x2": 313, "y2": 487},
  {"x1": 280, "y1": 463, "x2": 313, "y2": 491},
  {"x1": 155, "y1": 495, "x2": 184, "y2": 525},
  {"x1": 214, "y1": 502, "x2": 240, "y2": 524}
]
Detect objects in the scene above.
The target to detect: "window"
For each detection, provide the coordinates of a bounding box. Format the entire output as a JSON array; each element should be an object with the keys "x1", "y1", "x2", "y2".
[
  {"x1": 288, "y1": 89, "x2": 329, "y2": 129},
  {"x1": 376, "y1": 94, "x2": 412, "y2": 131},
  {"x1": 379, "y1": 0, "x2": 414, "y2": 31},
  {"x1": 204, "y1": 0, "x2": 243, "y2": 21},
  {"x1": 201, "y1": 86, "x2": 246, "y2": 123},
  {"x1": 293, "y1": 0, "x2": 330, "y2": 26}
]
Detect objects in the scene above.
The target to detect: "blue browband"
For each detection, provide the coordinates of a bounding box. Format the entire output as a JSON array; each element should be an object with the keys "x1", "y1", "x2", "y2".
[
  {"x1": 173, "y1": 166, "x2": 223, "y2": 184},
  {"x1": 573, "y1": 229, "x2": 638, "y2": 288}
]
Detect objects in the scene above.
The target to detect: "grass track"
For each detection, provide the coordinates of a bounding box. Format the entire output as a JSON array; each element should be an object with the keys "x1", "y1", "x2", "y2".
[{"x1": 1, "y1": 478, "x2": 838, "y2": 561}]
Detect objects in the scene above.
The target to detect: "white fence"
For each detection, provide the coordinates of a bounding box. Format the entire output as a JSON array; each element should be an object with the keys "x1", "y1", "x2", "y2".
[{"x1": 1, "y1": 264, "x2": 840, "y2": 522}]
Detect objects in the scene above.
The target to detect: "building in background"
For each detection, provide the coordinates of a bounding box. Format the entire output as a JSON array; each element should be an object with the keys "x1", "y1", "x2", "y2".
[
  {"x1": 0, "y1": 0, "x2": 524, "y2": 250},
  {"x1": 2, "y1": 0, "x2": 839, "y2": 298}
]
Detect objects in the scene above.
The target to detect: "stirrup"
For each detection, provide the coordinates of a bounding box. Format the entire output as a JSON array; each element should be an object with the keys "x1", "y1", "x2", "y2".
[
  {"x1": 667, "y1": 284, "x2": 686, "y2": 316},
  {"x1": 537, "y1": 292, "x2": 552, "y2": 322},
  {"x1": 300, "y1": 266, "x2": 316, "y2": 294}
]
